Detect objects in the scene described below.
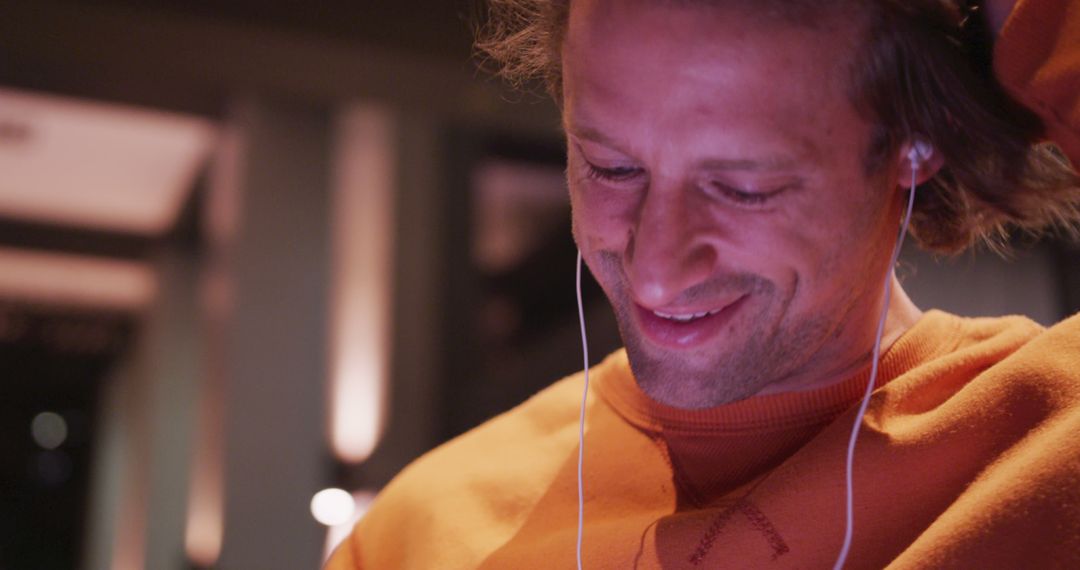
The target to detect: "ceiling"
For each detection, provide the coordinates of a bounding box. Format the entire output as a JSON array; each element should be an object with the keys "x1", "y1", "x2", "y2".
[
  {"x1": 0, "y1": 0, "x2": 499, "y2": 312},
  {"x1": 74, "y1": 0, "x2": 478, "y2": 61},
  {"x1": 0, "y1": 87, "x2": 216, "y2": 235},
  {"x1": 0, "y1": 246, "x2": 156, "y2": 312},
  {"x1": 0, "y1": 87, "x2": 214, "y2": 309}
]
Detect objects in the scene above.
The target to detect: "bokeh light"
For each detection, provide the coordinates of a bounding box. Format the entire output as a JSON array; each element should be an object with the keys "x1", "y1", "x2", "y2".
[
  {"x1": 310, "y1": 488, "x2": 356, "y2": 527},
  {"x1": 31, "y1": 411, "x2": 68, "y2": 450}
]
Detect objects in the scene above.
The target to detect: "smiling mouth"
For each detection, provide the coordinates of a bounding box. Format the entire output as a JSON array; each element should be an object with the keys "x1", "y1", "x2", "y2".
[
  {"x1": 651, "y1": 308, "x2": 724, "y2": 322},
  {"x1": 634, "y1": 295, "x2": 749, "y2": 349}
]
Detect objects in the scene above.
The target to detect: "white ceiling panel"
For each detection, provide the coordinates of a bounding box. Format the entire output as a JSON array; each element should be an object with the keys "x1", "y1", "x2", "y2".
[
  {"x1": 0, "y1": 246, "x2": 156, "y2": 311},
  {"x1": 0, "y1": 87, "x2": 217, "y2": 234}
]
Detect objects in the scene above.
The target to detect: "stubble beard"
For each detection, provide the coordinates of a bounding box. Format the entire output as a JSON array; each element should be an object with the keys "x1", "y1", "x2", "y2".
[{"x1": 595, "y1": 256, "x2": 833, "y2": 409}]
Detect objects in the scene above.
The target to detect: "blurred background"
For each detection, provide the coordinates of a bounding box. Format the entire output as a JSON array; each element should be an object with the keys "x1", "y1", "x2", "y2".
[{"x1": 0, "y1": 1, "x2": 1076, "y2": 569}]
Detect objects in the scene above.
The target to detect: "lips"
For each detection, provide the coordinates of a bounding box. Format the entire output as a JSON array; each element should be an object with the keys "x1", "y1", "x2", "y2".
[
  {"x1": 634, "y1": 295, "x2": 747, "y2": 349},
  {"x1": 651, "y1": 307, "x2": 724, "y2": 322}
]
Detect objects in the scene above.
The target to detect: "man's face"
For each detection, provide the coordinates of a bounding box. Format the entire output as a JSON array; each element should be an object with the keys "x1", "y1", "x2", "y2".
[{"x1": 562, "y1": 0, "x2": 904, "y2": 408}]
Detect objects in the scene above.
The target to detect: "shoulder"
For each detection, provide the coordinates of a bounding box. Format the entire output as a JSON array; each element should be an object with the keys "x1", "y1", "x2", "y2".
[
  {"x1": 900, "y1": 309, "x2": 1045, "y2": 374},
  {"x1": 338, "y1": 369, "x2": 592, "y2": 567},
  {"x1": 940, "y1": 309, "x2": 1080, "y2": 387},
  {"x1": 952, "y1": 310, "x2": 1080, "y2": 371},
  {"x1": 1006, "y1": 311, "x2": 1080, "y2": 392},
  {"x1": 936, "y1": 313, "x2": 1080, "y2": 565},
  {"x1": 938, "y1": 310, "x2": 1080, "y2": 413},
  {"x1": 947, "y1": 310, "x2": 1044, "y2": 348},
  {"x1": 916, "y1": 309, "x2": 1051, "y2": 362},
  {"x1": 1025, "y1": 310, "x2": 1080, "y2": 353},
  {"x1": 381, "y1": 368, "x2": 586, "y2": 502},
  {"x1": 883, "y1": 310, "x2": 1080, "y2": 422}
]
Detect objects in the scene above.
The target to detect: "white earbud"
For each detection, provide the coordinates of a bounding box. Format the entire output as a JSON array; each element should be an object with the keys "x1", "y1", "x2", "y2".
[
  {"x1": 906, "y1": 139, "x2": 933, "y2": 169},
  {"x1": 835, "y1": 136, "x2": 926, "y2": 570}
]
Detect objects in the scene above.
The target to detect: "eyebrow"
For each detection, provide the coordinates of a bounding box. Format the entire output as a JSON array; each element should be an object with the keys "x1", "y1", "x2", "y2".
[
  {"x1": 567, "y1": 124, "x2": 801, "y2": 173},
  {"x1": 566, "y1": 124, "x2": 623, "y2": 149}
]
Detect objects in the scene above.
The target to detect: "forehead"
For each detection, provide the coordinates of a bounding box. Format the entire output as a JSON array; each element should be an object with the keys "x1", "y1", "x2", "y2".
[
  {"x1": 563, "y1": 0, "x2": 859, "y2": 86},
  {"x1": 561, "y1": 0, "x2": 865, "y2": 154}
]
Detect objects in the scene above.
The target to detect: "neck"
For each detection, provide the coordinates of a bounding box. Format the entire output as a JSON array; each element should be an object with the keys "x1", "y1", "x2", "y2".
[
  {"x1": 879, "y1": 276, "x2": 923, "y2": 350},
  {"x1": 756, "y1": 274, "x2": 923, "y2": 398}
]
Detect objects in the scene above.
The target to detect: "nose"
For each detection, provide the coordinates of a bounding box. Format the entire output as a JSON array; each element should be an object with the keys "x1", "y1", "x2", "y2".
[{"x1": 625, "y1": 181, "x2": 721, "y2": 308}]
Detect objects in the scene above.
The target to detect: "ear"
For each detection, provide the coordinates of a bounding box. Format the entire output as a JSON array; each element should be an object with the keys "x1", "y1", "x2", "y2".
[{"x1": 893, "y1": 139, "x2": 944, "y2": 188}]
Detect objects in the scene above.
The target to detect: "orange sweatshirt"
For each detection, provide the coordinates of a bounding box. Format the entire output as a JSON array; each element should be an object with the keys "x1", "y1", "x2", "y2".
[
  {"x1": 994, "y1": 0, "x2": 1080, "y2": 165},
  {"x1": 328, "y1": 2, "x2": 1080, "y2": 567},
  {"x1": 328, "y1": 311, "x2": 1080, "y2": 568}
]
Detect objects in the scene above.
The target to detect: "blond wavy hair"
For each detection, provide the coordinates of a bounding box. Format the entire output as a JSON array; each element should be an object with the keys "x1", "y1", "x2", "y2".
[{"x1": 475, "y1": 0, "x2": 1080, "y2": 254}]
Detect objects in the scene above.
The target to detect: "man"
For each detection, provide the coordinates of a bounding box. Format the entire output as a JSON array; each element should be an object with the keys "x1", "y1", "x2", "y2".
[{"x1": 329, "y1": 0, "x2": 1080, "y2": 567}]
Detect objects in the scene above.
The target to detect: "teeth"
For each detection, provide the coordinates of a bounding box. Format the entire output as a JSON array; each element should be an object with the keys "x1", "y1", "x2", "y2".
[{"x1": 653, "y1": 308, "x2": 721, "y2": 322}]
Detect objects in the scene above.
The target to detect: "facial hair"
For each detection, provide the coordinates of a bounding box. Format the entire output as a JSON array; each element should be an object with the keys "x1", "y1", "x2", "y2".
[{"x1": 592, "y1": 251, "x2": 835, "y2": 409}]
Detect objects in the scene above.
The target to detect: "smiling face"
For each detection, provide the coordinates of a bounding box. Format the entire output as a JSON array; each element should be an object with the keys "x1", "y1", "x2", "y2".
[{"x1": 563, "y1": 0, "x2": 911, "y2": 408}]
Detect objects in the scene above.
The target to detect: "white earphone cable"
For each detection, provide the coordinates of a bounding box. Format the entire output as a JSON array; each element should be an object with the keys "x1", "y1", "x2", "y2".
[
  {"x1": 832, "y1": 157, "x2": 920, "y2": 570},
  {"x1": 575, "y1": 251, "x2": 591, "y2": 570},
  {"x1": 575, "y1": 152, "x2": 923, "y2": 570}
]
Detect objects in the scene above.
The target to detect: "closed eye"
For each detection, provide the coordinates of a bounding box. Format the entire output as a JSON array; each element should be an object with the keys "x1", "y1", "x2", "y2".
[
  {"x1": 707, "y1": 181, "x2": 793, "y2": 207},
  {"x1": 715, "y1": 184, "x2": 770, "y2": 205},
  {"x1": 584, "y1": 162, "x2": 644, "y2": 183}
]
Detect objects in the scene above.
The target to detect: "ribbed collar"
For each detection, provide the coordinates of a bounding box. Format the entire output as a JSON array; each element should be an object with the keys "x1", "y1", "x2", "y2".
[{"x1": 593, "y1": 310, "x2": 964, "y2": 434}]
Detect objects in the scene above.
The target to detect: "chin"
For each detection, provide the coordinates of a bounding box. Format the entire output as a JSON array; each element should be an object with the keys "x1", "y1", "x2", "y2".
[
  {"x1": 617, "y1": 306, "x2": 835, "y2": 409},
  {"x1": 621, "y1": 330, "x2": 770, "y2": 408}
]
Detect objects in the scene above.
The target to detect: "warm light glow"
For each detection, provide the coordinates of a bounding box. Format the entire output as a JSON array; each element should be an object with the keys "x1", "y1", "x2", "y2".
[
  {"x1": 0, "y1": 87, "x2": 216, "y2": 234},
  {"x1": 112, "y1": 418, "x2": 149, "y2": 570},
  {"x1": 322, "y1": 490, "x2": 377, "y2": 562},
  {"x1": 311, "y1": 488, "x2": 356, "y2": 526},
  {"x1": 184, "y1": 440, "x2": 224, "y2": 569},
  {"x1": 0, "y1": 246, "x2": 156, "y2": 310},
  {"x1": 327, "y1": 105, "x2": 396, "y2": 464},
  {"x1": 183, "y1": 122, "x2": 241, "y2": 569}
]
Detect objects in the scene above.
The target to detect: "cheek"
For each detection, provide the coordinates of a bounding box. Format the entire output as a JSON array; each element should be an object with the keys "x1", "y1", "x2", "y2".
[
  {"x1": 729, "y1": 225, "x2": 830, "y2": 301},
  {"x1": 726, "y1": 180, "x2": 883, "y2": 290},
  {"x1": 787, "y1": 186, "x2": 896, "y2": 297},
  {"x1": 569, "y1": 179, "x2": 638, "y2": 254}
]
